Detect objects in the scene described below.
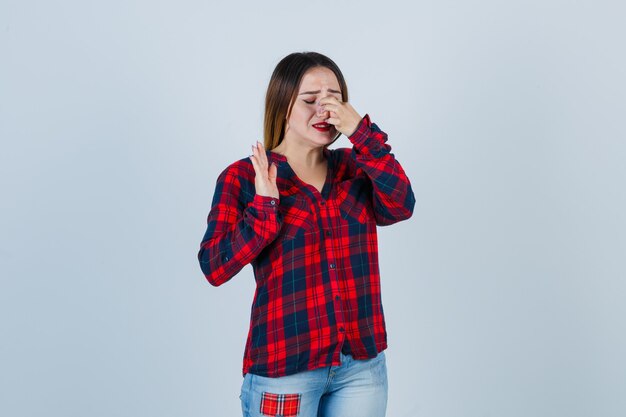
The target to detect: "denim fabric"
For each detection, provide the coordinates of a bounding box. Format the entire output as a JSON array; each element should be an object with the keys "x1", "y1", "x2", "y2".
[{"x1": 240, "y1": 351, "x2": 387, "y2": 417}]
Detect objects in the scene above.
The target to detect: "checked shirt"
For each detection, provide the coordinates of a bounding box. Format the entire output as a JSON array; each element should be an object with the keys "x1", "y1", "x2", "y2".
[{"x1": 198, "y1": 114, "x2": 415, "y2": 377}]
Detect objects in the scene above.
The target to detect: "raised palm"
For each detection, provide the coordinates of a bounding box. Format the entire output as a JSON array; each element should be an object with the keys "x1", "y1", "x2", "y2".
[{"x1": 250, "y1": 141, "x2": 279, "y2": 199}]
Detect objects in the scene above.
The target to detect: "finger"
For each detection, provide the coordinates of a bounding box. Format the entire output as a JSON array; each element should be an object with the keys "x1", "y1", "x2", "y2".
[
  {"x1": 249, "y1": 154, "x2": 261, "y2": 176},
  {"x1": 250, "y1": 144, "x2": 264, "y2": 175},
  {"x1": 253, "y1": 141, "x2": 267, "y2": 171},
  {"x1": 252, "y1": 142, "x2": 265, "y2": 165},
  {"x1": 256, "y1": 141, "x2": 268, "y2": 168},
  {"x1": 322, "y1": 103, "x2": 340, "y2": 115},
  {"x1": 325, "y1": 110, "x2": 338, "y2": 122},
  {"x1": 320, "y1": 96, "x2": 341, "y2": 105},
  {"x1": 251, "y1": 143, "x2": 259, "y2": 162},
  {"x1": 326, "y1": 116, "x2": 340, "y2": 126}
]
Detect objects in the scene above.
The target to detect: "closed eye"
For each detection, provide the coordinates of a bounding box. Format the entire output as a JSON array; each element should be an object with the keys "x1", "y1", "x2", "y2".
[{"x1": 303, "y1": 100, "x2": 315, "y2": 104}]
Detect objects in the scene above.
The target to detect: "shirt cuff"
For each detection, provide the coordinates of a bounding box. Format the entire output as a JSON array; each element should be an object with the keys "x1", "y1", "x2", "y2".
[
  {"x1": 347, "y1": 114, "x2": 389, "y2": 158},
  {"x1": 252, "y1": 194, "x2": 279, "y2": 211},
  {"x1": 248, "y1": 194, "x2": 280, "y2": 239},
  {"x1": 348, "y1": 114, "x2": 371, "y2": 144}
]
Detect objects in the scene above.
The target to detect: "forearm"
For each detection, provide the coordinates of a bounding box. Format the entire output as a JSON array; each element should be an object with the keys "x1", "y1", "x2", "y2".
[
  {"x1": 349, "y1": 114, "x2": 416, "y2": 225},
  {"x1": 198, "y1": 195, "x2": 281, "y2": 286}
]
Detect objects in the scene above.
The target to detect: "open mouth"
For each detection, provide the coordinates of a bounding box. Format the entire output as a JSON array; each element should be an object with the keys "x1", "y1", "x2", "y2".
[{"x1": 312, "y1": 123, "x2": 331, "y2": 132}]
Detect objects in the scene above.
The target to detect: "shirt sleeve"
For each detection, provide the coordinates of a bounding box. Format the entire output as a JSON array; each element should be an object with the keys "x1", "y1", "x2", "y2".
[
  {"x1": 197, "y1": 164, "x2": 281, "y2": 286},
  {"x1": 348, "y1": 114, "x2": 416, "y2": 225}
]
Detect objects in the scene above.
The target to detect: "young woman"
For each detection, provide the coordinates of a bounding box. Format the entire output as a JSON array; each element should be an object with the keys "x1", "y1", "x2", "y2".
[{"x1": 198, "y1": 51, "x2": 415, "y2": 417}]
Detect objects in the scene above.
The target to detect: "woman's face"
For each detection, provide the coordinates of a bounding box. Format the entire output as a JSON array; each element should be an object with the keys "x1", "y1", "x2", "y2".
[{"x1": 284, "y1": 66, "x2": 343, "y2": 148}]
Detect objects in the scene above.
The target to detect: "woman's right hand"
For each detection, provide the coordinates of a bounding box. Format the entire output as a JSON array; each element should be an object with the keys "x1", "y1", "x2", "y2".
[{"x1": 250, "y1": 141, "x2": 279, "y2": 199}]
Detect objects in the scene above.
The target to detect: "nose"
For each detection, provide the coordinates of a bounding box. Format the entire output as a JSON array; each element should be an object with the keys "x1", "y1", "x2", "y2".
[{"x1": 316, "y1": 100, "x2": 330, "y2": 118}]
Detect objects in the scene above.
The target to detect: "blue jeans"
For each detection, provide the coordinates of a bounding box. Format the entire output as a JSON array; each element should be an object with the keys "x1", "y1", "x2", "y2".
[{"x1": 239, "y1": 351, "x2": 387, "y2": 417}]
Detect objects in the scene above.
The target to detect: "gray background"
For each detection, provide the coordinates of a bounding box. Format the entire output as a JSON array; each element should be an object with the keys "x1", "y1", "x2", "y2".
[{"x1": 1, "y1": 0, "x2": 625, "y2": 416}]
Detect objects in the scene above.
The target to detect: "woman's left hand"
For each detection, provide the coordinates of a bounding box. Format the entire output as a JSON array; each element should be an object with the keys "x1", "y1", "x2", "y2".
[{"x1": 319, "y1": 96, "x2": 363, "y2": 138}]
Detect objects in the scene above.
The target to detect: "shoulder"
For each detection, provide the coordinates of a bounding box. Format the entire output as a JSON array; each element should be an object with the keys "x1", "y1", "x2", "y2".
[
  {"x1": 216, "y1": 156, "x2": 255, "y2": 184},
  {"x1": 327, "y1": 147, "x2": 356, "y2": 168},
  {"x1": 327, "y1": 146, "x2": 351, "y2": 160},
  {"x1": 210, "y1": 157, "x2": 256, "y2": 205}
]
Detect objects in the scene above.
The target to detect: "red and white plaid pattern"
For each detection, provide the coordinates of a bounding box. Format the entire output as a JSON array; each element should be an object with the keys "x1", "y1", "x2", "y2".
[{"x1": 260, "y1": 392, "x2": 301, "y2": 417}]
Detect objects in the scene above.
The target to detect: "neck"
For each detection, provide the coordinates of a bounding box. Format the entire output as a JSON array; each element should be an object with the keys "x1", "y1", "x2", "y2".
[{"x1": 272, "y1": 140, "x2": 326, "y2": 169}]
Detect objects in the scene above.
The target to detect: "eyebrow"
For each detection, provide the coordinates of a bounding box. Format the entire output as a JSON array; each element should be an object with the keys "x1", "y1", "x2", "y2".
[{"x1": 298, "y1": 89, "x2": 342, "y2": 95}]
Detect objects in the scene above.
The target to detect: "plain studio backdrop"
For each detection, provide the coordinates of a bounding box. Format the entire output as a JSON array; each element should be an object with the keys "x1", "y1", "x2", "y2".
[{"x1": 1, "y1": 1, "x2": 625, "y2": 416}]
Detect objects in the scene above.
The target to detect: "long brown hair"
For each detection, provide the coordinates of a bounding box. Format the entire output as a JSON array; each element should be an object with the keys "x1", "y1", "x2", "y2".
[{"x1": 263, "y1": 52, "x2": 349, "y2": 150}]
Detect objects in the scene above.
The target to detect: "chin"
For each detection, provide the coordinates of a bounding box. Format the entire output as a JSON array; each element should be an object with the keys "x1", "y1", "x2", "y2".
[
  {"x1": 319, "y1": 133, "x2": 336, "y2": 144},
  {"x1": 300, "y1": 128, "x2": 335, "y2": 147}
]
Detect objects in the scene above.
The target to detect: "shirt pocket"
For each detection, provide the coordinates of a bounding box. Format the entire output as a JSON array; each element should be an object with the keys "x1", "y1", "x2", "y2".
[
  {"x1": 278, "y1": 194, "x2": 316, "y2": 240},
  {"x1": 336, "y1": 177, "x2": 373, "y2": 225}
]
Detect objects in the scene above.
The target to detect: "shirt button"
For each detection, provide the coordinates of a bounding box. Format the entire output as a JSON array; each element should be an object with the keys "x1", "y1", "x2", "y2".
[
  {"x1": 339, "y1": 327, "x2": 345, "y2": 333},
  {"x1": 224, "y1": 256, "x2": 229, "y2": 262},
  {"x1": 320, "y1": 201, "x2": 326, "y2": 207},
  {"x1": 335, "y1": 295, "x2": 340, "y2": 301},
  {"x1": 325, "y1": 230, "x2": 331, "y2": 237},
  {"x1": 329, "y1": 263, "x2": 336, "y2": 269},
  {"x1": 270, "y1": 199, "x2": 276, "y2": 205}
]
